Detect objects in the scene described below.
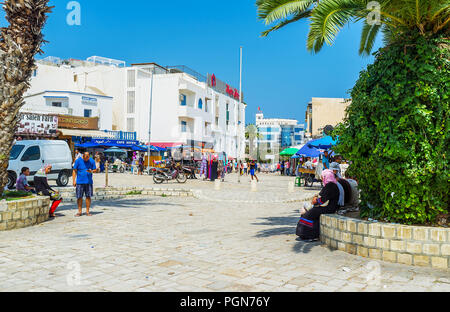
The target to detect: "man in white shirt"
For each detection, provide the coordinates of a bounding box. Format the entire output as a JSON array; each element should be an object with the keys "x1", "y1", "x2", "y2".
[{"x1": 303, "y1": 157, "x2": 313, "y2": 169}]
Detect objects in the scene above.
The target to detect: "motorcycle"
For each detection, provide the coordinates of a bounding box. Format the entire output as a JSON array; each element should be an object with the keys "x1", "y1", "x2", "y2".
[
  {"x1": 153, "y1": 162, "x2": 187, "y2": 184},
  {"x1": 182, "y1": 165, "x2": 197, "y2": 179},
  {"x1": 108, "y1": 161, "x2": 126, "y2": 173}
]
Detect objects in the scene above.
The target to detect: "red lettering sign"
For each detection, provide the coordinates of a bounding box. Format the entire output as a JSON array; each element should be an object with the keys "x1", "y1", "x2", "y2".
[{"x1": 233, "y1": 89, "x2": 240, "y2": 100}]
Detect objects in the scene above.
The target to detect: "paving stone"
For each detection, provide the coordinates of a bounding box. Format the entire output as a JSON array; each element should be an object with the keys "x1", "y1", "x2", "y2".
[{"x1": 0, "y1": 173, "x2": 448, "y2": 292}]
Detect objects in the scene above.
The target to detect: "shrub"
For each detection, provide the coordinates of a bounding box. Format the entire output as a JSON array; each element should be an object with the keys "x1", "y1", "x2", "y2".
[{"x1": 334, "y1": 34, "x2": 449, "y2": 225}]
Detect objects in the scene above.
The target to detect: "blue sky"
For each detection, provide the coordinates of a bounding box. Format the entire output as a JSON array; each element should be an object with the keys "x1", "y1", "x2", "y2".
[{"x1": 1, "y1": 0, "x2": 382, "y2": 125}]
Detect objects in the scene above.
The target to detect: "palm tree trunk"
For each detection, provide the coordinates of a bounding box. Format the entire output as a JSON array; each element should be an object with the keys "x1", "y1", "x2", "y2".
[{"x1": 0, "y1": 0, "x2": 52, "y2": 194}]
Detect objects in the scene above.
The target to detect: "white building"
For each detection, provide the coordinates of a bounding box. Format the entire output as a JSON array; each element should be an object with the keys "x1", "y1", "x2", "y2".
[
  {"x1": 25, "y1": 56, "x2": 246, "y2": 158},
  {"x1": 23, "y1": 90, "x2": 113, "y2": 130},
  {"x1": 27, "y1": 56, "x2": 125, "y2": 131},
  {"x1": 255, "y1": 113, "x2": 305, "y2": 151},
  {"x1": 125, "y1": 63, "x2": 246, "y2": 158}
]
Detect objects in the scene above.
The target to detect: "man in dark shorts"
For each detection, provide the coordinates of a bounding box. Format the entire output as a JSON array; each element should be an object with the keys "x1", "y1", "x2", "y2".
[
  {"x1": 73, "y1": 152, "x2": 98, "y2": 217},
  {"x1": 249, "y1": 160, "x2": 259, "y2": 182}
]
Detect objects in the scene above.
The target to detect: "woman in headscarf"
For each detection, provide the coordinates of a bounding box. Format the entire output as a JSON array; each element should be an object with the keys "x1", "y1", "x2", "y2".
[
  {"x1": 34, "y1": 165, "x2": 63, "y2": 218},
  {"x1": 296, "y1": 169, "x2": 340, "y2": 241}
]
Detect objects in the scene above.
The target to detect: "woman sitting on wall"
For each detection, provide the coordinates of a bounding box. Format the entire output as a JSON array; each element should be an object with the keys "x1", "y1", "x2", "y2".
[
  {"x1": 34, "y1": 165, "x2": 63, "y2": 218},
  {"x1": 296, "y1": 169, "x2": 340, "y2": 241}
]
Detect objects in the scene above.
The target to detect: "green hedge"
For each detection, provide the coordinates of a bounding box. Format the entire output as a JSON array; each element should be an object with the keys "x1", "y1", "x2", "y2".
[{"x1": 334, "y1": 34, "x2": 449, "y2": 225}]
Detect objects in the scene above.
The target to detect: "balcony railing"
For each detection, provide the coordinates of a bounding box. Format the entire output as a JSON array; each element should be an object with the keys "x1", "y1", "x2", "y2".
[{"x1": 101, "y1": 130, "x2": 137, "y2": 140}]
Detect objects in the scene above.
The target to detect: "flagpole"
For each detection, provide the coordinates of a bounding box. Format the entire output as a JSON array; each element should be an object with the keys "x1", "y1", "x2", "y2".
[{"x1": 238, "y1": 46, "x2": 242, "y2": 183}]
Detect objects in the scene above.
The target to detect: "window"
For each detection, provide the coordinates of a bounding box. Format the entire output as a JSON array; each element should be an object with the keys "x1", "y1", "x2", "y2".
[
  {"x1": 215, "y1": 117, "x2": 219, "y2": 126},
  {"x1": 180, "y1": 94, "x2": 187, "y2": 106},
  {"x1": 127, "y1": 70, "x2": 135, "y2": 88},
  {"x1": 51, "y1": 102, "x2": 62, "y2": 107},
  {"x1": 295, "y1": 135, "x2": 301, "y2": 140},
  {"x1": 21, "y1": 146, "x2": 40, "y2": 162},
  {"x1": 10, "y1": 145, "x2": 25, "y2": 160},
  {"x1": 127, "y1": 91, "x2": 135, "y2": 114},
  {"x1": 198, "y1": 98, "x2": 203, "y2": 110},
  {"x1": 32, "y1": 70, "x2": 37, "y2": 77},
  {"x1": 205, "y1": 99, "x2": 209, "y2": 112},
  {"x1": 74, "y1": 75, "x2": 78, "y2": 82},
  {"x1": 84, "y1": 109, "x2": 92, "y2": 118},
  {"x1": 181, "y1": 121, "x2": 187, "y2": 133},
  {"x1": 127, "y1": 118, "x2": 135, "y2": 132}
]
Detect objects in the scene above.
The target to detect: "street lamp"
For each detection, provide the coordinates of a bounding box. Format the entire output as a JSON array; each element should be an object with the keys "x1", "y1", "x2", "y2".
[{"x1": 147, "y1": 66, "x2": 155, "y2": 172}]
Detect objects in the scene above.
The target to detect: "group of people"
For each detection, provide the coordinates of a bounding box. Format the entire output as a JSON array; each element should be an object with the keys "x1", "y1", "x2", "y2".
[
  {"x1": 15, "y1": 166, "x2": 62, "y2": 218},
  {"x1": 16, "y1": 151, "x2": 99, "y2": 219},
  {"x1": 235, "y1": 160, "x2": 259, "y2": 182},
  {"x1": 296, "y1": 153, "x2": 358, "y2": 241},
  {"x1": 198, "y1": 154, "x2": 231, "y2": 182}
]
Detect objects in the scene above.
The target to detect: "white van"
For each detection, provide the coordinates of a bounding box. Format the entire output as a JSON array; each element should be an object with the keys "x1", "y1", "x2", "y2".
[{"x1": 7, "y1": 140, "x2": 73, "y2": 189}]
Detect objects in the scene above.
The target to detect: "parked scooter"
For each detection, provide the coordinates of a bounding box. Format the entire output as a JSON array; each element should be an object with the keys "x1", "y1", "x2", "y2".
[{"x1": 153, "y1": 161, "x2": 187, "y2": 184}]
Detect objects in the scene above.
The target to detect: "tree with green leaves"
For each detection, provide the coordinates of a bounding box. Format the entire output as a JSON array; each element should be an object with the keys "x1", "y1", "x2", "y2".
[
  {"x1": 257, "y1": 0, "x2": 449, "y2": 55},
  {"x1": 0, "y1": 0, "x2": 52, "y2": 194},
  {"x1": 256, "y1": 0, "x2": 449, "y2": 224}
]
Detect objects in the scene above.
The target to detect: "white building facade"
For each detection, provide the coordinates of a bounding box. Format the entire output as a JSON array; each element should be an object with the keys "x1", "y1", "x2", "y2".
[
  {"x1": 256, "y1": 113, "x2": 305, "y2": 148},
  {"x1": 23, "y1": 90, "x2": 113, "y2": 130},
  {"x1": 25, "y1": 57, "x2": 246, "y2": 158},
  {"x1": 124, "y1": 63, "x2": 245, "y2": 158}
]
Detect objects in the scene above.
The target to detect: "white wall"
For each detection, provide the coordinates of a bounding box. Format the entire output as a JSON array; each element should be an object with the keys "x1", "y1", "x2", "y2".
[
  {"x1": 23, "y1": 91, "x2": 113, "y2": 130},
  {"x1": 128, "y1": 69, "x2": 246, "y2": 158},
  {"x1": 27, "y1": 62, "x2": 124, "y2": 131}
]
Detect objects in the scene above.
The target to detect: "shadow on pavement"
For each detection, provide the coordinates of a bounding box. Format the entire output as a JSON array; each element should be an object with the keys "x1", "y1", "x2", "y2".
[
  {"x1": 253, "y1": 216, "x2": 299, "y2": 238},
  {"x1": 57, "y1": 198, "x2": 183, "y2": 212},
  {"x1": 292, "y1": 238, "x2": 321, "y2": 254}
]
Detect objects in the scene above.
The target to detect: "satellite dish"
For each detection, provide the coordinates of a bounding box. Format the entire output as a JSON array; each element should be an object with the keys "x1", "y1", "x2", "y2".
[{"x1": 323, "y1": 125, "x2": 334, "y2": 136}]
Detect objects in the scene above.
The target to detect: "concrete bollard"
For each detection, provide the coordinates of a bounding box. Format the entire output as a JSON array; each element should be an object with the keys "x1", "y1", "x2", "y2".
[
  {"x1": 214, "y1": 179, "x2": 221, "y2": 190},
  {"x1": 288, "y1": 180, "x2": 295, "y2": 193},
  {"x1": 105, "y1": 161, "x2": 109, "y2": 188},
  {"x1": 251, "y1": 180, "x2": 257, "y2": 192}
]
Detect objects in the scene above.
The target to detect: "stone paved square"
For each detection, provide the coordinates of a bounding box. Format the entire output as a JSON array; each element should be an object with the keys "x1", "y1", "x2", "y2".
[{"x1": 0, "y1": 173, "x2": 449, "y2": 292}]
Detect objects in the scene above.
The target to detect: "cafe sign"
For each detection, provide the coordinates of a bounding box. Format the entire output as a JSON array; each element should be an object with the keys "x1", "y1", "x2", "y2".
[{"x1": 58, "y1": 115, "x2": 99, "y2": 130}]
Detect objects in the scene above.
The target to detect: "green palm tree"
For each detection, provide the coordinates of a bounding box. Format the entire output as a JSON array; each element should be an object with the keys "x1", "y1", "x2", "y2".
[
  {"x1": 0, "y1": 0, "x2": 52, "y2": 194},
  {"x1": 257, "y1": 0, "x2": 449, "y2": 55}
]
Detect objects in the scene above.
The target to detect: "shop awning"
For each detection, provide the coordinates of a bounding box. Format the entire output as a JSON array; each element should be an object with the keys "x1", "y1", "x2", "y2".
[{"x1": 59, "y1": 128, "x2": 116, "y2": 138}]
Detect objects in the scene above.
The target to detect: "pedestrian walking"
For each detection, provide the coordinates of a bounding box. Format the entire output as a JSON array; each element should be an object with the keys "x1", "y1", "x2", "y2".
[
  {"x1": 73, "y1": 152, "x2": 98, "y2": 217},
  {"x1": 138, "y1": 153, "x2": 144, "y2": 175},
  {"x1": 95, "y1": 152, "x2": 101, "y2": 172},
  {"x1": 200, "y1": 153, "x2": 208, "y2": 179},
  {"x1": 249, "y1": 160, "x2": 259, "y2": 182}
]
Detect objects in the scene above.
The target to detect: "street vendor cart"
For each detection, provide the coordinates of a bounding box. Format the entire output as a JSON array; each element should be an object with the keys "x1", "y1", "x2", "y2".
[{"x1": 298, "y1": 168, "x2": 323, "y2": 187}]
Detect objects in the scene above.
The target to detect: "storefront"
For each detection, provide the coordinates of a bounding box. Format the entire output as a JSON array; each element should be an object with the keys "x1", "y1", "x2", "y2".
[{"x1": 56, "y1": 115, "x2": 115, "y2": 157}]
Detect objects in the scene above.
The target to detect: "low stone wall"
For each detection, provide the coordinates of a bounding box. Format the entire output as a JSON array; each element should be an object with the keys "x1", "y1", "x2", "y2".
[
  {"x1": 58, "y1": 186, "x2": 195, "y2": 202},
  {"x1": 320, "y1": 214, "x2": 450, "y2": 270},
  {"x1": 0, "y1": 197, "x2": 51, "y2": 231}
]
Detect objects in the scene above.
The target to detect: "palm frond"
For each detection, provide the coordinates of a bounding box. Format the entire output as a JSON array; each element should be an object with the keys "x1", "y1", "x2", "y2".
[
  {"x1": 257, "y1": 0, "x2": 315, "y2": 25},
  {"x1": 307, "y1": 0, "x2": 365, "y2": 53},
  {"x1": 359, "y1": 21, "x2": 381, "y2": 56},
  {"x1": 261, "y1": 10, "x2": 312, "y2": 37}
]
